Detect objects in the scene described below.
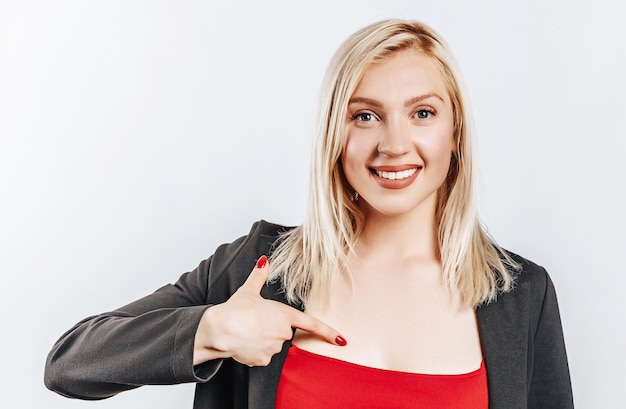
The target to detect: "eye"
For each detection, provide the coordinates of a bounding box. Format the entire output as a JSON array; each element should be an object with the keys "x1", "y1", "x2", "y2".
[
  {"x1": 415, "y1": 109, "x2": 435, "y2": 119},
  {"x1": 351, "y1": 112, "x2": 378, "y2": 122}
]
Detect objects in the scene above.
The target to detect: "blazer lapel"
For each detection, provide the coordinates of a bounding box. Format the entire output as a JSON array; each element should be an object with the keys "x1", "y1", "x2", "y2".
[
  {"x1": 477, "y1": 279, "x2": 530, "y2": 409},
  {"x1": 247, "y1": 341, "x2": 290, "y2": 409},
  {"x1": 247, "y1": 285, "x2": 302, "y2": 408}
]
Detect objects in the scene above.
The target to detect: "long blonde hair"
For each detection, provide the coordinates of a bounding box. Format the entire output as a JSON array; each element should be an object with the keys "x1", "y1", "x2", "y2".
[{"x1": 269, "y1": 19, "x2": 517, "y2": 308}]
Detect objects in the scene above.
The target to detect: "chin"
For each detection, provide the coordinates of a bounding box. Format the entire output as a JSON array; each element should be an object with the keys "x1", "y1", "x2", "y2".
[
  {"x1": 364, "y1": 203, "x2": 425, "y2": 219},
  {"x1": 361, "y1": 193, "x2": 438, "y2": 220}
]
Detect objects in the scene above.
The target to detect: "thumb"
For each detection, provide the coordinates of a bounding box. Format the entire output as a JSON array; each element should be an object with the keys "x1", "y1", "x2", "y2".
[{"x1": 241, "y1": 255, "x2": 269, "y2": 294}]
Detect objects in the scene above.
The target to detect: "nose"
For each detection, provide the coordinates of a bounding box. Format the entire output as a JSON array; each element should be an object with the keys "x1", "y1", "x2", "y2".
[{"x1": 377, "y1": 120, "x2": 410, "y2": 157}]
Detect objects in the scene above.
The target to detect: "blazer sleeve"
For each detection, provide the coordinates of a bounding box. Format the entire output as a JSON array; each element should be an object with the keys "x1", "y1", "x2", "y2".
[
  {"x1": 44, "y1": 220, "x2": 282, "y2": 400},
  {"x1": 527, "y1": 270, "x2": 574, "y2": 408}
]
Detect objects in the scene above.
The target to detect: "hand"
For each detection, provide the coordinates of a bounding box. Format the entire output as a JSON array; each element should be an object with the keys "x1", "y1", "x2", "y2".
[{"x1": 193, "y1": 255, "x2": 346, "y2": 367}]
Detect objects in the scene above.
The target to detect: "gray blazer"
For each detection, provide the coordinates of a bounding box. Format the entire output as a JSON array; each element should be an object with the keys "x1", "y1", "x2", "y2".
[{"x1": 45, "y1": 220, "x2": 574, "y2": 408}]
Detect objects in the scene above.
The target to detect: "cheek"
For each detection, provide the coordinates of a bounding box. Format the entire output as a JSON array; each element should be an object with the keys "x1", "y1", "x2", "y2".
[
  {"x1": 341, "y1": 131, "x2": 377, "y2": 192},
  {"x1": 341, "y1": 132, "x2": 367, "y2": 173},
  {"x1": 421, "y1": 125, "x2": 455, "y2": 165}
]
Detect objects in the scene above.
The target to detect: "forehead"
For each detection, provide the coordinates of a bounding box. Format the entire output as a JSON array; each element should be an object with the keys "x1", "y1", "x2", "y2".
[{"x1": 353, "y1": 50, "x2": 448, "y2": 99}]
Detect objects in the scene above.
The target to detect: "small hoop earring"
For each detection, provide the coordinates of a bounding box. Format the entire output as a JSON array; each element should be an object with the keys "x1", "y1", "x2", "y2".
[{"x1": 351, "y1": 192, "x2": 359, "y2": 202}]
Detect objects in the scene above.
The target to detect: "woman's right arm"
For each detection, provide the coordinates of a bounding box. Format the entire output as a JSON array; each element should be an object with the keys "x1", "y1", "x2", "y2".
[
  {"x1": 44, "y1": 223, "x2": 259, "y2": 400},
  {"x1": 44, "y1": 221, "x2": 344, "y2": 400},
  {"x1": 44, "y1": 257, "x2": 220, "y2": 399}
]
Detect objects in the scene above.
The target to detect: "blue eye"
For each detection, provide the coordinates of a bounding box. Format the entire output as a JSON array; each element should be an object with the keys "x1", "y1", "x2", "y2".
[
  {"x1": 415, "y1": 109, "x2": 433, "y2": 119},
  {"x1": 352, "y1": 112, "x2": 377, "y2": 122}
]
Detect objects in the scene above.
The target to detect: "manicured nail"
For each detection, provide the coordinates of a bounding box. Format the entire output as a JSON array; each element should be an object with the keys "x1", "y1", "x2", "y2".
[
  {"x1": 256, "y1": 255, "x2": 268, "y2": 269},
  {"x1": 335, "y1": 336, "x2": 347, "y2": 346}
]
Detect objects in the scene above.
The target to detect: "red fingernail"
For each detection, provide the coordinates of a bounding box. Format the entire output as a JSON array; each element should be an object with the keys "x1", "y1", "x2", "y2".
[
  {"x1": 335, "y1": 336, "x2": 347, "y2": 346},
  {"x1": 256, "y1": 255, "x2": 268, "y2": 269}
]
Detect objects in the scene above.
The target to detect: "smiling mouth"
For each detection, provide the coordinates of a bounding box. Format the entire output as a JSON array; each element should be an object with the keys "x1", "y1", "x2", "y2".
[{"x1": 372, "y1": 167, "x2": 419, "y2": 180}]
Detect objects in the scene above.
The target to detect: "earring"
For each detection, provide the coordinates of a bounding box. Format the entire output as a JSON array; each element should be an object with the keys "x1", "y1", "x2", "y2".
[{"x1": 351, "y1": 192, "x2": 359, "y2": 202}]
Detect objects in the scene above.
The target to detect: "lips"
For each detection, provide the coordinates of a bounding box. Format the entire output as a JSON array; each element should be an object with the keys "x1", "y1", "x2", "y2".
[
  {"x1": 369, "y1": 166, "x2": 421, "y2": 189},
  {"x1": 374, "y1": 168, "x2": 417, "y2": 180}
]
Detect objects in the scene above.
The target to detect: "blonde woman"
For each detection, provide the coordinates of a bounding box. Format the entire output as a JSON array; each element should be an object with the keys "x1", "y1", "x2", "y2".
[{"x1": 45, "y1": 20, "x2": 573, "y2": 409}]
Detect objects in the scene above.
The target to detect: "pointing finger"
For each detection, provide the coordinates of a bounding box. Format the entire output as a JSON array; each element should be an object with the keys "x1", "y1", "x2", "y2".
[{"x1": 285, "y1": 306, "x2": 347, "y2": 346}]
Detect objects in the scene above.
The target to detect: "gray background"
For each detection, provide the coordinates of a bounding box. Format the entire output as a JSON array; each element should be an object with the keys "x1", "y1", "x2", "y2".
[{"x1": 1, "y1": 0, "x2": 624, "y2": 407}]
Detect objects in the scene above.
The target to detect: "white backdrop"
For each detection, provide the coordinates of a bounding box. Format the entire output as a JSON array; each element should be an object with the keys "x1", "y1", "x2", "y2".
[{"x1": 1, "y1": 0, "x2": 624, "y2": 407}]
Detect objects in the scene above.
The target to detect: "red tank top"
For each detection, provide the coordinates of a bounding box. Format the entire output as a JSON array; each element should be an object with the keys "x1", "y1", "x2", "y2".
[{"x1": 275, "y1": 344, "x2": 488, "y2": 409}]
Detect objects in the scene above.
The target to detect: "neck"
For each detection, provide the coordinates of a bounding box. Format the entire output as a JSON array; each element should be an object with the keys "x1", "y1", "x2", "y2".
[{"x1": 357, "y1": 202, "x2": 439, "y2": 262}]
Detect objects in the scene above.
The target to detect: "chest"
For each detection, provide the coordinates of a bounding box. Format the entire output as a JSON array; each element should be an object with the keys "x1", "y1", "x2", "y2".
[{"x1": 294, "y1": 271, "x2": 483, "y2": 374}]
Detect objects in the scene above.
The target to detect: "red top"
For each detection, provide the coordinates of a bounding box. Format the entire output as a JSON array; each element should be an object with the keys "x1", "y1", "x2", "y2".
[{"x1": 275, "y1": 344, "x2": 488, "y2": 409}]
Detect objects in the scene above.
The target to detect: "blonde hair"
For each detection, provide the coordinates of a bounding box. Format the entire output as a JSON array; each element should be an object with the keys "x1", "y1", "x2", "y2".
[{"x1": 269, "y1": 19, "x2": 517, "y2": 308}]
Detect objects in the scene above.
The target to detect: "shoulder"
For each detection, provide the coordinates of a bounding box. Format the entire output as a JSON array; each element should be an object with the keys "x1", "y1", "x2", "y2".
[
  {"x1": 210, "y1": 220, "x2": 295, "y2": 265},
  {"x1": 504, "y1": 250, "x2": 550, "y2": 292},
  {"x1": 484, "y1": 250, "x2": 560, "y2": 321}
]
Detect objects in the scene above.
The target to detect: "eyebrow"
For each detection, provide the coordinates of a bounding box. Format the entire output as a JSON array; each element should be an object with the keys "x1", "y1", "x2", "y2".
[
  {"x1": 348, "y1": 93, "x2": 444, "y2": 108},
  {"x1": 403, "y1": 93, "x2": 444, "y2": 107}
]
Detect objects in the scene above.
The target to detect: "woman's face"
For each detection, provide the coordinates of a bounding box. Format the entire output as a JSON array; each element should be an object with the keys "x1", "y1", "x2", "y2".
[{"x1": 342, "y1": 50, "x2": 455, "y2": 220}]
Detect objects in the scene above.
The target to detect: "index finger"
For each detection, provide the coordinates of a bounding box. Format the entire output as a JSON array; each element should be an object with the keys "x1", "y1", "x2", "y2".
[{"x1": 283, "y1": 306, "x2": 347, "y2": 346}]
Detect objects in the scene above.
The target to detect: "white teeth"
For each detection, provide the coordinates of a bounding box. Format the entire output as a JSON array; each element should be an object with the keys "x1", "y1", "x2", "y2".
[{"x1": 376, "y1": 168, "x2": 417, "y2": 180}]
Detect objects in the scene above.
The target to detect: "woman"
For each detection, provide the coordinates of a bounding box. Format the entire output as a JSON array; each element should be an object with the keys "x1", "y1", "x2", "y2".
[{"x1": 45, "y1": 20, "x2": 573, "y2": 408}]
